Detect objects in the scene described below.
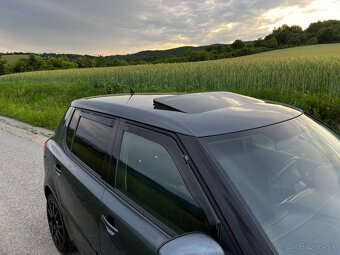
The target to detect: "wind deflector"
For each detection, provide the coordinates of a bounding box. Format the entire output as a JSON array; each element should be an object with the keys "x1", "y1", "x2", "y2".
[{"x1": 153, "y1": 92, "x2": 260, "y2": 113}]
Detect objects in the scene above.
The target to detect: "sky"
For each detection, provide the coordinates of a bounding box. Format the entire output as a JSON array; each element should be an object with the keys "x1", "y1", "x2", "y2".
[{"x1": 0, "y1": 0, "x2": 339, "y2": 55}]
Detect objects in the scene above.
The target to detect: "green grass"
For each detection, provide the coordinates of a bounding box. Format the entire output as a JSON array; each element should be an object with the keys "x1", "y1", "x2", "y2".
[{"x1": 0, "y1": 44, "x2": 339, "y2": 132}]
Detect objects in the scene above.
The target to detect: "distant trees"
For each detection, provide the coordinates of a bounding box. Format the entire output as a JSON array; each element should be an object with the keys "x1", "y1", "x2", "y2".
[
  {"x1": 306, "y1": 20, "x2": 340, "y2": 43},
  {"x1": 11, "y1": 54, "x2": 44, "y2": 72},
  {"x1": 76, "y1": 56, "x2": 95, "y2": 68},
  {"x1": 307, "y1": 37, "x2": 318, "y2": 45},
  {"x1": 75, "y1": 55, "x2": 129, "y2": 68},
  {"x1": 95, "y1": 56, "x2": 107, "y2": 67},
  {"x1": 185, "y1": 50, "x2": 211, "y2": 62},
  {"x1": 264, "y1": 36, "x2": 279, "y2": 48},
  {"x1": 231, "y1": 39, "x2": 245, "y2": 49},
  {"x1": 12, "y1": 55, "x2": 45, "y2": 72},
  {"x1": 0, "y1": 53, "x2": 132, "y2": 75},
  {"x1": 271, "y1": 20, "x2": 340, "y2": 45},
  {"x1": 317, "y1": 28, "x2": 335, "y2": 43},
  {"x1": 0, "y1": 56, "x2": 7, "y2": 75},
  {"x1": 258, "y1": 20, "x2": 340, "y2": 48},
  {"x1": 254, "y1": 38, "x2": 265, "y2": 47},
  {"x1": 208, "y1": 45, "x2": 223, "y2": 54},
  {"x1": 10, "y1": 55, "x2": 77, "y2": 73},
  {"x1": 45, "y1": 57, "x2": 78, "y2": 69},
  {"x1": 106, "y1": 59, "x2": 128, "y2": 66},
  {"x1": 271, "y1": 24, "x2": 304, "y2": 45},
  {"x1": 176, "y1": 20, "x2": 339, "y2": 63}
]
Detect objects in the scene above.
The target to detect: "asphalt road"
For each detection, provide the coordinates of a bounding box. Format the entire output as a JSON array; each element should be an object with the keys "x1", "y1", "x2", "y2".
[{"x1": 0, "y1": 118, "x2": 61, "y2": 255}]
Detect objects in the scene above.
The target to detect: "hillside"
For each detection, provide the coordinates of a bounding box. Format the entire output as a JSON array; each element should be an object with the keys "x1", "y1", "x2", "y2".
[
  {"x1": 111, "y1": 46, "x2": 198, "y2": 61},
  {"x1": 0, "y1": 44, "x2": 339, "y2": 132},
  {"x1": 1, "y1": 54, "x2": 31, "y2": 65},
  {"x1": 4, "y1": 44, "x2": 228, "y2": 63},
  {"x1": 244, "y1": 43, "x2": 340, "y2": 58}
]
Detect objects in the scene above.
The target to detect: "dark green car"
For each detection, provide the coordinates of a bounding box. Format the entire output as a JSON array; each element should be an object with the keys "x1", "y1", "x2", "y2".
[{"x1": 43, "y1": 92, "x2": 340, "y2": 255}]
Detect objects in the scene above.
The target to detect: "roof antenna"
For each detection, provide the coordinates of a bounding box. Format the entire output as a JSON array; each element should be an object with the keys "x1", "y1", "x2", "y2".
[{"x1": 120, "y1": 67, "x2": 135, "y2": 98}]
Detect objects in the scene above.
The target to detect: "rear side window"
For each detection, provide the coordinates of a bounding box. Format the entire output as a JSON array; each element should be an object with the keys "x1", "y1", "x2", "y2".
[
  {"x1": 116, "y1": 131, "x2": 209, "y2": 234},
  {"x1": 67, "y1": 111, "x2": 113, "y2": 178},
  {"x1": 66, "y1": 110, "x2": 80, "y2": 149}
]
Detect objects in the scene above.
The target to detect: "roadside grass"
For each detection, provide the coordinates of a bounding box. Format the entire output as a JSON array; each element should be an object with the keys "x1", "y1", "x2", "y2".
[{"x1": 0, "y1": 44, "x2": 339, "y2": 132}]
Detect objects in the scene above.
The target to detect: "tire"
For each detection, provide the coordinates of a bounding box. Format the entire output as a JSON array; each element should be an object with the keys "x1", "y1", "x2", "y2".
[{"x1": 46, "y1": 194, "x2": 74, "y2": 254}]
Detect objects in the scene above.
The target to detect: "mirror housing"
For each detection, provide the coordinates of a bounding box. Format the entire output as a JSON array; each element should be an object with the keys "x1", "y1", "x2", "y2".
[{"x1": 158, "y1": 233, "x2": 224, "y2": 255}]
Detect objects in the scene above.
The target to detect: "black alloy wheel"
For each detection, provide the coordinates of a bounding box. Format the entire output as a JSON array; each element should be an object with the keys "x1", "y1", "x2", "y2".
[{"x1": 47, "y1": 194, "x2": 73, "y2": 254}]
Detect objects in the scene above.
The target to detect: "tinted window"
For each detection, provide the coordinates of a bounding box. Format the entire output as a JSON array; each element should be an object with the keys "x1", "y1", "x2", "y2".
[
  {"x1": 201, "y1": 115, "x2": 340, "y2": 254},
  {"x1": 72, "y1": 116, "x2": 113, "y2": 177},
  {"x1": 116, "y1": 131, "x2": 209, "y2": 234},
  {"x1": 66, "y1": 109, "x2": 80, "y2": 149}
]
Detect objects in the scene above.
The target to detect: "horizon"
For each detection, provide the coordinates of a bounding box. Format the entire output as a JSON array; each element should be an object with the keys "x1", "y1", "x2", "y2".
[
  {"x1": 1, "y1": 0, "x2": 339, "y2": 55},
  {"x1": 1, "y1": 23, "x2": 338, "y2": 58}
]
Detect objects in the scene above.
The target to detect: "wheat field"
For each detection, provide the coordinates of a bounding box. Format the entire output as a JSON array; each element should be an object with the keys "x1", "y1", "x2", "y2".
[{"x1": 0, "y1": 44, "x2": 339, "y2": 131}]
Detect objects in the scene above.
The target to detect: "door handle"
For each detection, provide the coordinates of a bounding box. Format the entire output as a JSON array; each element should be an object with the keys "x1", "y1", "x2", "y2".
[
  {"x1": 101, "y1": 215, "x2": 119, "y2": 236},
  {"x1": 54, "y1": 163, "x2": 62, "y2": 176}
]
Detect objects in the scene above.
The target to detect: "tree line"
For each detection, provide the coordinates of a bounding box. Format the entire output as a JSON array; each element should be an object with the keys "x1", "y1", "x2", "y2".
[{"x1": 1, "y1": 20, "x2": 339, "y2": 76}]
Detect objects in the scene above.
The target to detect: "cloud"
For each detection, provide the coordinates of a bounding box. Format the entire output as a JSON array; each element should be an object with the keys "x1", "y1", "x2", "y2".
[
  {"x1": 259, "y1": 0, "x2": 340, "y2": 30},
  {"x1": 0, "y1": 0, "x2": 338, "y2": 55}
]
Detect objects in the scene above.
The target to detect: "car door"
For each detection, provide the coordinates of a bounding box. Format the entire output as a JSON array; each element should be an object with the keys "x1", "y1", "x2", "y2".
[
  {"x1": 53, "y1": 109, "x2": 116, "y2": 254},
  {"x1": 100, "y1": 122, "x2": 218, "y2": 255}
]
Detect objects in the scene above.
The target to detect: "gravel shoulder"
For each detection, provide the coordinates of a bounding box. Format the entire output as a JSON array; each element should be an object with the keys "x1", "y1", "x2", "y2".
[
  {"x1": 0, "y1": 116, "x2": 60, "y2": 254},
  {"x1": 0, "y1": 116, "x2": 53, "y2": 143}
]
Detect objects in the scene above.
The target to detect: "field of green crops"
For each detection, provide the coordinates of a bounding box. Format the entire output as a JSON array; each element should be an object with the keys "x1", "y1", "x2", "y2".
[{"x1": 0, "y1": 44, "x2": 339, "y2": 131}]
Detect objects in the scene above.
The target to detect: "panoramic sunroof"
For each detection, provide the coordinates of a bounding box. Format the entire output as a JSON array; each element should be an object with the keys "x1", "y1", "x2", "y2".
[{"x1": 153, "y1": 92, "x2": 258, "y2": 113}]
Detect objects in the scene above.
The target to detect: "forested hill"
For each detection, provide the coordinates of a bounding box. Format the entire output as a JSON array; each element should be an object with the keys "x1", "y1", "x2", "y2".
[{"x1": 112, "y1": 46, "x2": 197, "y2": 61}]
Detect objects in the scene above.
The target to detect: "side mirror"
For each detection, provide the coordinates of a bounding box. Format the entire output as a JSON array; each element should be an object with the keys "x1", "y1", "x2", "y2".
[{"x1": 158, "y1": 233, "x2": 224, "y2": 255}]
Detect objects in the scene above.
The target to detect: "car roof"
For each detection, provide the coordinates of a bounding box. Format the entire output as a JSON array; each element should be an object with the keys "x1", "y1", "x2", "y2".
[{"x1": 71, "y1": 92, "x2": 302, "y2": 137}]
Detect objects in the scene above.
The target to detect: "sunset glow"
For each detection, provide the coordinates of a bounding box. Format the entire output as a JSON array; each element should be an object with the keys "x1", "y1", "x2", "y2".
[{"x1": 260, "y1": 0, "x2": 340, "y2": 30}]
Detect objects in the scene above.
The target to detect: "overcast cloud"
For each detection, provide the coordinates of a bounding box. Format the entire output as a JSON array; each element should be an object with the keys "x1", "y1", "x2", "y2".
[{"x1": 0, "y1": 0, "x2": 339, "y2": 55}]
